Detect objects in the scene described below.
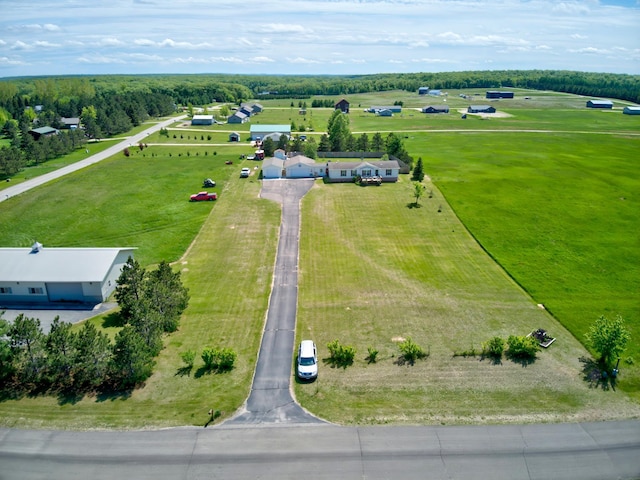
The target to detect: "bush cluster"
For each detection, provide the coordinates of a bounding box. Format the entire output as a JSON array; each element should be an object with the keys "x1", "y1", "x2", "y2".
[{"x1": 327, "y1": 339, "x2": 356, "y2": 368}]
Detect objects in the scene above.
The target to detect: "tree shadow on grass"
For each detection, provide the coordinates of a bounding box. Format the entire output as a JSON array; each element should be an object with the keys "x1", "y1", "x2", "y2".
[
  {"x1": 505, "y1": 352, "x2": 537, "y2": 367},
  {"x1": 95, "y1": 388, "x2": 133, "y2": 402},
  {"x1": 406, "y1": 202, "x2": 422, "y2": 209},
  {"x1": 56, "y1": 388, "x2": 86, "y2": 406},
  {"x1": 175, "y1": 365, "x2": 193, "y2": 377},
  {"x1": 101, "y1": 311, "x2": 126, "y2": 328},
  {"x1": 479, "y1": 353, "x2": 503, "y2": 366},
  {"x1": 322, "y1": 357, "x2": 353, "y2": 369},
  {"x1": 579, "y1": 356, "x2": 617, "y2": 391}
]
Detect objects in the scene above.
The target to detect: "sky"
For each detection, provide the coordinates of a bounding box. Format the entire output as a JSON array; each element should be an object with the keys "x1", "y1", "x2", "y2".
[{"x1": 1, "y1": 0, "x2": 639, "y2": 78}]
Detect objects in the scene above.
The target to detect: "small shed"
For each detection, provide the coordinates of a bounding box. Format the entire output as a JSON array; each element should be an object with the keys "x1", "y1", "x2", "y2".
[
  {"x1": 335, "y1": 99, "x2": 350, "y2": 113},
  {"x1": 60, "y1": 117, "x2": 80, "y2": 129},
  {"x1": 229, "y1": 132, "x2": 241, "y2": 142},
  {"x1": 623, "y1": 106, "x2": 640, "y2": 115},
  {"x1": 586, "y1": 100, "x2": 613, "y2": 109},
  {"x1": 418, "y1": 86, "x2": 430, "y2": 95},
  {"x1": 29, "y1": 126, "x2": 60, "y2": 140}
]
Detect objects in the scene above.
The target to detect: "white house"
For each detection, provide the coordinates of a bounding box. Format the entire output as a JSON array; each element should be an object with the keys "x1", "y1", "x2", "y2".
[
  {"x1": 326, "y1": 160, "x2": 400, "y2": 183},
  {"x1": 0, "y1": 243, "x2": 136, "y2": 306}
]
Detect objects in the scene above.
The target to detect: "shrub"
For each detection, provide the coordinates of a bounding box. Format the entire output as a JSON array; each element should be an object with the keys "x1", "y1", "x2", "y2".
[
  {"x1": 201, "y1": 347, "x2": 216, "y2": 370},
  {"x1": 201, "y1": 347, "x2": 236, "y2": 372},
  {"x1": 398, "y1": 338, "x2": 428, "y2": 364},
  {"x1": 483, "y1": 336, "x2": 505, "y2": 358},
  {"x1": 180, "y1": 350, "x2": 196, "y2": 369},
  {"x1": 366, "y1": 346, "x2": 379, "y2": 364},
  {"x1": 506, "y1": 335, "x2": 539, "y2": 360},
  {"x1": 327, "y1": 339, "x2": 356, "y2": 367}
]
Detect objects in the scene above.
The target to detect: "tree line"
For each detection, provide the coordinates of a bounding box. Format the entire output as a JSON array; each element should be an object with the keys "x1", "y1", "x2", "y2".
[{"x1": 0, "y1": 258, "x2": 189, "y2": 395}]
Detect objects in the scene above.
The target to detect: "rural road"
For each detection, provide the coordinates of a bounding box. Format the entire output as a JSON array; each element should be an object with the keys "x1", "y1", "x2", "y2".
[
  {"x1": 1, "y1": 129, "x2": 639, "y2": 479},
  {"x1": 0, "y1": 115, "x2": 186, "y2": 203}
]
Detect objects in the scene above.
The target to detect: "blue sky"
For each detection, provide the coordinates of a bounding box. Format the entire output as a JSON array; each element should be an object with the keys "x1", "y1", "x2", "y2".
[{"x1": 1, "y1": 0, "x2": 639, "y2": 78}]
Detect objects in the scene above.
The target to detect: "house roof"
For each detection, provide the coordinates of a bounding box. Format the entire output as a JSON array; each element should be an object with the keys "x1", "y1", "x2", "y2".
[
  {"x1": 250, "y1": 124, "x2": 291, "y2": 133},
  {"x1": 285, "y1": 155, "x2": 316, "y2": 167},
  {"x1": 192, "y1": 114, "x2": 214, "y2": 120},
  {"x1": 60, "y1": 117, "x2": 80, "y2": 125},
  {"x1": 327, "y1": 160, "x2": 400, "y2": 170},
  {"x1": 0, "y1": 247, "x2": 136, "y2": 283},
  {"x1": 263, "y1": 157, "x2": 284, "y2": 169},
  {"x1": 588, "y1": 100, "x2": 613, "y2": 105}
]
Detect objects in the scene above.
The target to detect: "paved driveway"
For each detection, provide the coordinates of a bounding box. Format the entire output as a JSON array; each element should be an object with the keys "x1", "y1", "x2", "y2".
[
  {"x1": 1, "y1": 303, "x2": 116, "y2": 333},
  {"x1": 227, "y1": 178, "x2": 323, "y2": 425}
]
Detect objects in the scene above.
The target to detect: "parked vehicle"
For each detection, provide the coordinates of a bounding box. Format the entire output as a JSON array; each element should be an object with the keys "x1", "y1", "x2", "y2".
[
  {"x1": 203, "y1": 178, "x2": 216, "y2": 188},
  {"x1": 296, "y1": 340, "x2": 318, "y2": 380},
  {"x1": 240, "y1": 167, "x2": 250, "y2": 178},
  {"x1": 190, "y1": 191, "x2": 217, "y2": 201}
]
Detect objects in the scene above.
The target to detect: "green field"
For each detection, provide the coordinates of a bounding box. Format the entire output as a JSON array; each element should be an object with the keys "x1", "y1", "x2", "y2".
[{"x1": 0, "y1": 88, "x2": 639, "y2": 428}]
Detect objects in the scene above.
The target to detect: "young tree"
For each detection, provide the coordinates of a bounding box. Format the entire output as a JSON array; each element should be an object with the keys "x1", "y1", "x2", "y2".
[
  {"x1": 45, "y1": 317, "x2": 77, "y2": 387},
  {"x1": 144, "y1": 261, "x2": 189, "y2": 333},
  {"x1": 110, "y1": 326, "x2": 154, "y2": 389},
  {"x1": 115, "y1": 256, "x2": 146, "y2": 321},
  {"x1": 585, "y1": 315, "x2": 630, "y2": 368},
  {"x1": 8, "y1": 314, "x2": 46, "y2": 385},
  {"x1": 0, "y1": 313, "x2": 14, "y2": 382},
  {"x1": 327, "y1": 109, "x2": 350, "y2": 152},
  {"x1": 303, "y1": 137, "x2": 318, "y2": 159},
  {"x1": 412, "y1": 182, "x2": 426, "y2": 206},
  {"x1": 74, "y1": 322, "x2": 112, "y2": 390},
  {"x1": 412, "y1": 157, "x2": 425, "y2": 182}
]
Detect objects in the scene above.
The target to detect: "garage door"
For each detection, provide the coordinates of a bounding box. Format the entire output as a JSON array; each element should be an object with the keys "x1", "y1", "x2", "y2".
[{"x1": 46, "y1": 282, "x2": 85, "y2": 302}]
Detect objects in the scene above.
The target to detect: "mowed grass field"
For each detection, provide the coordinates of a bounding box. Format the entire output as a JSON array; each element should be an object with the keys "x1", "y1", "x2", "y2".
[{"x1": 0, "y1": 87, "x2": 639, "y2": 428}]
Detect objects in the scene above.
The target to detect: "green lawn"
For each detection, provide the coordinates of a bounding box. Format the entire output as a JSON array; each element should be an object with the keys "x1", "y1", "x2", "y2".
[{"x1": 1, "y1": 90, "x2": 639, "y2": 428}]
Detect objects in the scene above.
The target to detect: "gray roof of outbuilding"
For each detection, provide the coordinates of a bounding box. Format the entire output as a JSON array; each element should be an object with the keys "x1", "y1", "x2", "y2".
[{"x1": 0, "y1": 247, "x2": 136, "y2": 283}]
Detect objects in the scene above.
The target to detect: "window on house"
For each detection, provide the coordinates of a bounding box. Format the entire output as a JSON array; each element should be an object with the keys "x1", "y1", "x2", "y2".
[
  {"x1": 351, "y1": 170, "x2": 356, "y2": 177},
  {"x1": 0, "y1": 287, "x2": 12, "y2": 294},
  {"x1": 340, "y1": 170, "x2": 347, "y2": 177},
  {"x1": 28, "y1": 287, "x2": 44, "y2": 295},
  {"x1": 386, "y1": 169, "x2": 392, "y2": 176},
  {"x1": 375, "y1": 169, "x2": 379, "y2": 176},
  {"x1": 362, "y1": 169, "x2": 372, "y2": 177}
]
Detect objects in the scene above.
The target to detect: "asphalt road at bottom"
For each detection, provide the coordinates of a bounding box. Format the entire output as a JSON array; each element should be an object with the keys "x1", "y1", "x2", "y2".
[{"x1": 1, "y1": 421, "x2": 639, "y2": 479}]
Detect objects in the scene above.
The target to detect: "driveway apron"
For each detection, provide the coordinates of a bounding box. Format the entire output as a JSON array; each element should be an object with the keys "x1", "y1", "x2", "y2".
[{"x1": 227, "y1": 178, "x2": 324, "y2": 425}]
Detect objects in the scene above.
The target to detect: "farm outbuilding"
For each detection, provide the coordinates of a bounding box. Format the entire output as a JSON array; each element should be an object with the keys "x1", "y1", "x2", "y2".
[
  {"x1": 586, "y1": 100, "x2": 613, "y2": 109},
  {"x1": 468, "y1": 105, "x2": 496, "y2": 113},
  {"x1": 227, "y1": 112, "x2": 249, "y2": 124},
  {"x1": 422, "y1": 106, "x2": 449, "y2": 114},
  {"x1": 335, "y1": 99, "x2": 350, "y2": 113},
  {"x1": 418, "y1": 86, "x2": 430, "y2": 95},
  {"x1": 191, "y1": 115, "x2": 214, "y2": 125},
  {"x1": 486, "y1": 91, "x2": 514, "y2": 99},
  {"x1": 368, "y1": 106, "x2": 402, "y2": 113},
  {"x1": 229, "y1": 132, "x2": 240, "y2": 142},
  {"x1": 0, "y1": 243, "x2": 136, "y2": 306},
  {"x1": 29, "y1": 126, "x2": 60, "y2": 140},
  {"x1": 623, "y1": 106, "x2": 640, "y2": 115}
]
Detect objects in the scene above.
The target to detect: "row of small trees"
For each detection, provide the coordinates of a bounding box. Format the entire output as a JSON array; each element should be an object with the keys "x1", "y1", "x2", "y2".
[{"x1": 0, "y1": 258, "x2": 189, "y2": 394}]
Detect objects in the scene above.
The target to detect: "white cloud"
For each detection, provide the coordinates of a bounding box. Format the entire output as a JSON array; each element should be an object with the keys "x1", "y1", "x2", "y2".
[
  {"x1": 10, "y1": 41, "x2": 32, "y2": 50},
  {"x1": 33, "y1": 41, "x2": 60, "y2": 48},
  {"x1": 97, "y1": 37, "x2": 125, "y2": 47},
  {"x1": 250, "y1": 56, "x2": 275, "y2": 63},
  {"x1": 0, "y1": 56, "x2": 27, "y2": 66},
  {"x1": 259, "y1": 23, "x2": 307, "y2": 33},
  {"x1": 286, "y1": 57, "x2": 320, "y2": 64}
]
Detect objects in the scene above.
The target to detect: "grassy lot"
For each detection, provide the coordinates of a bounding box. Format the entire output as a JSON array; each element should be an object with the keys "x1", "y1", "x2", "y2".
[
  {"x1": 293, "y1": 180, "x2": 640, "y2": 424},
  {"x1": 0, "y1": 89, "x2": 639, "y2": 428}
]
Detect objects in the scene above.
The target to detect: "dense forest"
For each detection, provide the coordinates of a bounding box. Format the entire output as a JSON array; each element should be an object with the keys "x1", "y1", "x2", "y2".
[{"x1": 1, "y1": 70, "x2": 638, "y2": 177}]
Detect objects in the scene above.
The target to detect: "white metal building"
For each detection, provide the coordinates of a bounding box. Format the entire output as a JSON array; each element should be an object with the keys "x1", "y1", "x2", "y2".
[{"x1": 0, "y1": 243, "x2": 136, "y2": 306}]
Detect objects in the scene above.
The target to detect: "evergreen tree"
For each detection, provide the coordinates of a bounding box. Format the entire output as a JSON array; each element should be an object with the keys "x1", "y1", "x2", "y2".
[
  {"x1": 110, "y1": 326, "x2": 154, "y2": 389},
  {"x1": 115, "y1": 256, "x2": 146, "y2": 321},
  {"x1": 74, "y1": 322, "x2": 112, "y2": 390},
  {"x1": 412, "y1": 157, "x2": 425, "y2": 182}
]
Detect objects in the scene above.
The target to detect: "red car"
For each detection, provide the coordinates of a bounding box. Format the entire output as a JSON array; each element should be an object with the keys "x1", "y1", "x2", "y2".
[{"x1": 190, "y1": 191, "x2": 217, "y2": 201}]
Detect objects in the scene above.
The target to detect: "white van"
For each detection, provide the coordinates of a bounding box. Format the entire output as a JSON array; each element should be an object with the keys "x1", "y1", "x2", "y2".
[{"x1": 297, "y1": 340, "x2": 318, "y2": 380}]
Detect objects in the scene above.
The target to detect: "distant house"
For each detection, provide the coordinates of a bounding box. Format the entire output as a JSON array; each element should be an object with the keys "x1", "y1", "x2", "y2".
[
  {"x1": 250, "y1": 124, "x2": 291, "y2": 141},
  {"x1": 368, "y1": 106, "x2": 402, "y2": 113},
  {"x1": 60, "y1": 117, "x2": 80, "y2": 129},
  {"x1": 262, "y1": 157, "x2": 285, "y2": 179},
  {"x1": 0, "y1": 243, "x2": 136, "y2": 306},
  {"x1": 191, "y1": 115, "x2": 215, "y2": 125},
  {"x1": 623, "y1": 106, "x2": 640, "y2": 115},
  {"x1": 587, "y1": 100, "x2": 613, "y2": 109},
  {"x1": 427, "y1": 90, "x2": 441, "y2": 96},
  {"x1": 468, "y1": 105, "x2": 496, "y2": 114},
  {"x1": 229, "y1": 132, "x2": 240, "y2": 142},
  {"x1": 228, "y1": 111, "x2": 249, "y2": 124},
  {"x1": 326, "y1": 160, "x2": 400, "y2": 183},
  {"x1": 273, "y1": 149, "x2": 287, "y2": 160},
  {"x1": 418, "y1": 86, "x2": 430, "y2": 95},
  {"x1": 239, "y1": 106, "x2": 253, "y2": 117},
  {"x1": 486, "y1": 91, "x2": 514, "y2": 99},
  {"x1": 29, "y1": 126, "x2": 60, "y2": 140},
  {"x1": 335, "y1": 99, "x2": 350, "y2": 113},
  {"x1": 422, "y1": 106, "x2": 449, "y2": 114},
  {"x1": 241, "y1": 102, "x2": 263, "y2": 114}
]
